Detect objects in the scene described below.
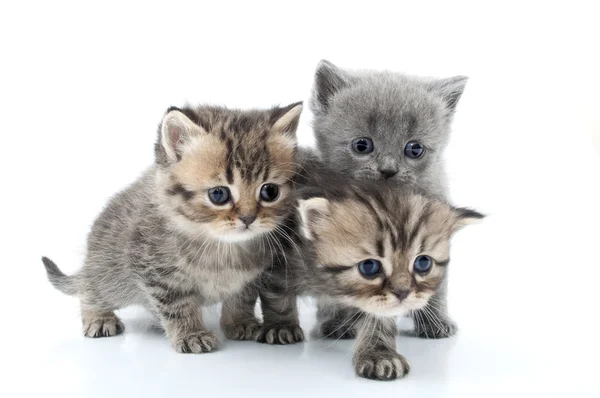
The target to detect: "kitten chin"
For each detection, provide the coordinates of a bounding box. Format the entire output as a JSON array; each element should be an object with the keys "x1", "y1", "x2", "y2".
[
  {"x1": 339, "y1": 297, "x2": 409, "y2": 317},
  {"x1": 210, "y1": 226, "x2": 270, "y2": 243}
]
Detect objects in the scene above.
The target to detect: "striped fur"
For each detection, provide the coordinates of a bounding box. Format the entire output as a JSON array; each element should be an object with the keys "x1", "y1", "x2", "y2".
[
  {"x1": 256, "y1": 154, "x2": 482, "y2": 379},
  {"x1": 42, "y1": 102, "x2": 303, "y2": 352}
]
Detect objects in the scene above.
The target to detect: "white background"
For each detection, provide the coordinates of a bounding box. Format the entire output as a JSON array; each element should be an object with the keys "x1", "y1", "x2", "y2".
[{"x1": 1, "y1": 1, "x2": 599, "y2": 397}]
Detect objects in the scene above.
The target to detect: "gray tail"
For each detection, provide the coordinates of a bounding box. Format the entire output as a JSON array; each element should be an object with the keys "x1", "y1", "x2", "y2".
[{"x1": 41, "y1": 256, "x2": 78, "y2": 296}]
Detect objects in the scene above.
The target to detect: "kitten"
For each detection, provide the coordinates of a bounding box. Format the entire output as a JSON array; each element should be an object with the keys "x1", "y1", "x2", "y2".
[
  {"x1": 42, "y1": 102, "x2": 303, "y2": 353},
  {"x1": 309, "y1": 60, "x2": 468, "y2": 338},
  {"x1": 256, "y1": 158, "x2": 483, "y2": 380}
]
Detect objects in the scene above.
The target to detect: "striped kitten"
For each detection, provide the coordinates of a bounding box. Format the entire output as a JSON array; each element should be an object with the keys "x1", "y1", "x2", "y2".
[
  {"x1": 257, "y1": 158, "x2": 483, "y2": 380},
  {"x1": 42, "y1": 102, "x2": 303, "y2": 353}
]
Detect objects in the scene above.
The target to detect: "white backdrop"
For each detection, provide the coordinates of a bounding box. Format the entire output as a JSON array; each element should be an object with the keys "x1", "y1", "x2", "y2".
[{"x1": 1, "y1": 1, "x2": 599, "y2": 397}]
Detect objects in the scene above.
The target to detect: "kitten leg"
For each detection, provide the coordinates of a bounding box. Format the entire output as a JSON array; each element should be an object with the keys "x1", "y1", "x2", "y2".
[
  {"x1": 255, "y1": 288, "x2": 304, "y2": 345},
  {"x1": 79, "y1": 287, "x2": 125, "y2": 338},
  {"x1": 150, "y1": 288, "x2": 219, "y2": 353},
  {"x1": 81, "y1": 307, "x2": 124, "y2": 338},
  {"x1": 354, "y1": 315, "x2": 410, "y2": 381},
  {"x1": 317, "y1": 302, "x2": 358, "y2": 340},
  {"x1": 220, "y1": 283, "x2": 261, "y2": 341},
  {"x1": 411, "y1": 279, "x2": 457, "y2": 338}
]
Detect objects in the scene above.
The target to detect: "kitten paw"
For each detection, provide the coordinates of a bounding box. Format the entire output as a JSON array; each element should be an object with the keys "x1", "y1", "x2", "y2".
[
  {"x1": 414, "y1": 317, "x2": 457, "y2": 339},
  {"x1": 222, "y1": 320, "x2": 261, "y2": 341},
  {"x1": 173, "y1": 331, "x2": 220, "y2": 353},
  {"x1": 83, "y1": 314, "x2": 124, "y2": 338},
  {"x1": 320, "y1": 318, "x2": 357, "y2": 340},
  {"x1": 255, "y1": 324, "x2": 305, "y2": 345},
  {"x1": 354, "y1": 352, "x2": 410, "y2": 381}
]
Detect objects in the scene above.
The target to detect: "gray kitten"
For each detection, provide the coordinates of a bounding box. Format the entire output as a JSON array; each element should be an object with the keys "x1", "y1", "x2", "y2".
[
  {"x1": 309, "y1": 60, "x2": 468, "y2": 338},
  {"x1": 42, "y1": 102, "x2": 303, "y2": 353}
]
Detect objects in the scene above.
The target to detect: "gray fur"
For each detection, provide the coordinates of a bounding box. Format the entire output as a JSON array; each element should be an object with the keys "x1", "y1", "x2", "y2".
[
  {"x1": 42, "y1": 103, "x2": 303, "y2": 351},
  {"x1": 309, "y1": 60, "x2": 468, "y2": 338}
]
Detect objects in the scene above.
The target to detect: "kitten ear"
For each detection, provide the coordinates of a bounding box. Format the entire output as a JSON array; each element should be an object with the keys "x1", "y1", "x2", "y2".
[
  {"x1": 271, "y1": 102, "x2": 303, "y2": 136},
  {"x1": 310, "y1": 60, "x2": 350, "y2": 115},
  {"x1": 452, "y1": 207, "x2": 485, "y2": 232},
  {"x1": 431, "y1": 76, "x2": 468, "y2": 114},
  {"x1": 160, "y1": 108, "x2": 204, "y2": 162},
  {"x1": 297, "y1": 197, "x2": 330, "y2": 240}
]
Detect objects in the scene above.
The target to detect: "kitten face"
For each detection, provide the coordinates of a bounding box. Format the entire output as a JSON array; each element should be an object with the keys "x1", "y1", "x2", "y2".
[
  {"x1": 298, "y1": 190, "x2": 482, "y2": 317},
  {"x1": 310, "y1": 60, "x2": 467, "y2": 189},
  {"x1": 155, "y1": 103, "x2": 303, "y2": 242}
]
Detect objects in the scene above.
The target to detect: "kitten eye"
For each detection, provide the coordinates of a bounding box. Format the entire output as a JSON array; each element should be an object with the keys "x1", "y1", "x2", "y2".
[
  {"x1": 358, "y1": 259, "x2": 382, "y2": 278},
  {"x1": 351, "y1": 137, "x2": 374, "y2": 154},
  {"x1": 208, "y1": 186, "x2": 230, "y2": 205},
  {"x1": 260, "y1": 183, "x2": 280, "y2": 202},
  {"x1": 404, "y1": 141, "x2": 425, "y2": 158},
  {"x1": 413, "y1": 255, "x2": 432, "y2": 273}
]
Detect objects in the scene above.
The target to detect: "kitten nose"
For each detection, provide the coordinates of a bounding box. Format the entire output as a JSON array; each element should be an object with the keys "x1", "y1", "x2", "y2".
[
  {"x1": 239, "y1": 215, "x2": 256, "y2": 227},
  {"x1": 379, "y1": 168, "x2": 398, "y2": 179},
  {"x1": 392, "y1": 289, "x2": 410, "y2": 302}
]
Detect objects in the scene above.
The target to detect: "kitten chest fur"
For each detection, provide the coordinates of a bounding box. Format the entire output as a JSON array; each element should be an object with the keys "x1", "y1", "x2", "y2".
[{"x1": 176, "y1": 242, "x2": 264, "y2": 303}]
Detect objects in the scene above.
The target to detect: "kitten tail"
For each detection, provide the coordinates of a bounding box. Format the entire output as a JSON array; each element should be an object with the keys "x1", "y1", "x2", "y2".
[{"x1": 41, "y1": 256, "x2": 78, "y2": 296}]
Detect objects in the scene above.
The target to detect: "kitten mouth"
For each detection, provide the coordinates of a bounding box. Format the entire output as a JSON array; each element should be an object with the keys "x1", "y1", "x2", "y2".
[
  {"x1": 235, "y1": 226, "x2": 257, "y2": 235},
  {"x1": 239, "y1": 224, "x2": 261, "y2": 233},
  {"x1": 359, "y1": 305, "x2": 408, "y2": 318},
  {"x1": 213, "y1": 227, "x2": 262, "y2": 243},
  {"x1": 355, "y1": 172, "x2": 380, "y2": 181},
  {"x1": 380, "y1": 174, "x2": 412, "y2": 183},
  {"x1": 379, "y1": 306, "x2": 410, "y2": 317}
]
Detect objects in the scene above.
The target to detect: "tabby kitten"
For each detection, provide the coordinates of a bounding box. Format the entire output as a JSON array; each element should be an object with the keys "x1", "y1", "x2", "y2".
[
  {"x1": 309, "y1": 60, "x2": 469, "y2": 339},
  {"x1": 256, "y1": 159, "x2": 483, "y2": 380},
  {"x1": 42, "y1": 102, "x2": 303, "y2": 353}
]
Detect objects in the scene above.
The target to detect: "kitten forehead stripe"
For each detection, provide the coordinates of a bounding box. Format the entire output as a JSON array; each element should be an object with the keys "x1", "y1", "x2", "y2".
[
  {"x1": 376, "y1": 238, "x2": 385, "y2": 258},
  {"x1": 352, "y1": 189, "x2": 386, "y2": 232},
  {"x1": 407, "y1": 202, "x2": 432, "y2": 249},
  {"x1": 225, "y1": 137, "x2": 234, "y2": 184}
]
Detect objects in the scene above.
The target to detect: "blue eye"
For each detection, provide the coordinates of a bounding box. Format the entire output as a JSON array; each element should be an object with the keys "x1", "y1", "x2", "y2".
[
  {"x1": 351, "y1": 137, "x2": 374, "y2": 154},
  {"x1": 404, "y1": 141, "x2": 424, "y2": 158},
  {"x1": 414, "y1": 255, "x2": 432, "y2": 273},
  {"x1": 208, "y1": 186, "x2": 230, "y2": 205},
  {"x1": 358, "y1": 259, "x2": 382, "y2": 278}
]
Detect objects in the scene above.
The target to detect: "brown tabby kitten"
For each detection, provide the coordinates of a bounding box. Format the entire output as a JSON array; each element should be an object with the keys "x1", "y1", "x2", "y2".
[
  {"x1": 256, "y1": 156, "x2": 483, "y2": 380},
  {"x1": 42, "y1": 102, "x2": 303, "y2": 353}
]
